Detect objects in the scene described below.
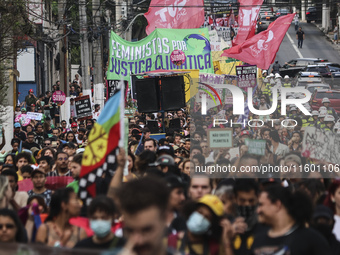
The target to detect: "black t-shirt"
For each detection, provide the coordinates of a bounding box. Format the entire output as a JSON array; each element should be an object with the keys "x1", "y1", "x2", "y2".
[
  {"x1": 74, "y1": 236, "x2": 124, "y2": 250},
  {"x1": 22, "y1": 141, "x2": 41, "y2": 150},
  {"x1": 296, "y1": 30, "x2": 304, "y2": 40},
  {"x1": 252, "y1": 226, "x2": 333, "y2": 255}
]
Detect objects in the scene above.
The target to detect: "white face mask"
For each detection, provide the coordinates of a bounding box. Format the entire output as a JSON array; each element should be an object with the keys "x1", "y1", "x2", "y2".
[
  {"x1": 186, "y1": 211, "x2": 211, "y2": 235},
  {"x1": 90, "y1": 219, "x2": 112, "y2": 238}
]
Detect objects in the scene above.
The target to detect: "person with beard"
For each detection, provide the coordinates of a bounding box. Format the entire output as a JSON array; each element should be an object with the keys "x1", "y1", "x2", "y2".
[
  {"x1": 311, "y1": 205, "x2": 340, "y2": 255},
  {"x1": 76, "y1": 128, "x2": 86, "y2": 146},
  {"x1": 28, "y1": 169, "x2": 52, "y2": 206},
  {"x1": 231, "y1": 179, "x2": 267, "y2": 255},
  {"x1": 252, "y1": 185, "x2": 332, "y2": 255},
  {"x1": 47, "y1": 151, "x2": 71, "y2": 177}
]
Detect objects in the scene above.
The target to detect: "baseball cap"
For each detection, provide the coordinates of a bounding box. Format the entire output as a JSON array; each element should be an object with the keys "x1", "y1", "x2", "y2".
[
  {"x1": 31, "y1": 104, "x2": 35, "y2": 107},
  {"x1": 71, "y1": 122, "x2": 78, "y2": 128},
  {"x1": 29, "y1": 89, "x2": 34, "y2": 93},
  {"x1": 14, "y1": 122, "x2": 21, "y2": 128},
  {"x1": 31, "y1": 168, "x2": 46, "y2": 177},
  {"x1": 313, "y1": 205, "x2": 333, "y2": 220},
  {"x1": 165, "y1": 175, "x2": 185, "y2": 190},
  {"x1": 155, "y1": 155, "x2": 175, "y2": 166},
  {"x1": 240, "y1": 130, "x2": 250, "y2": 136},
  {"x1": 198, "y1": 195, "x2": 224, "y2": 217},
  {"x1": 21, "y1": 108, "x2": 27, "y2": 112},
  {"x1": 157, "y1": 145, "x2": 175, "y2": 157}
]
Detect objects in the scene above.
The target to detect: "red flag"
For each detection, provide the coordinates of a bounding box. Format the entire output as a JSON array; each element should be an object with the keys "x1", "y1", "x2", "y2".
[
  {"x1": 233, "y1": 0, "x2": 263, "y2": 45},
  {"x1": 144, "y1": 0, "x2": 204, "y2": 35},
  {"x1": 221, "y1": 13, "x2": 295, "y2": 70}
]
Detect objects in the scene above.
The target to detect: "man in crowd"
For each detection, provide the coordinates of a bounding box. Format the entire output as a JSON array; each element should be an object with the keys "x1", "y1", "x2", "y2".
[
  {"x1": 22, "y1": 132, "x2": 41, "y2": 150},
  {"x1": 188, "y1": 173, "x2": 212, "y2": 201},
  {"x1": 47, "y1": 151, "x2": 71, "y2": 177},
  {"x1": 144, "y1": 138, "x2": 157, "y2": 152},
  {"x1": 28, "y1": 169, "x2": 52, "y2": 206}
]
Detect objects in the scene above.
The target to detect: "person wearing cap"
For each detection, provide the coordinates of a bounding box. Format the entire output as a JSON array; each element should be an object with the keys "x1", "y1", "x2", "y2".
[
  {"x1": 317, "y1": 110, "x2": 327, "y2": 129},
  {"x1": 28, "y1": 169, "x2": 52, "y2": 206},
  {"x1": 288, "y1": 106, "x2": 298, "y2": 118},
  {"x1": 178, "y1": 195, "x2": 234, "y2": 255},
  {"x1": 30, "y1": 104, "x2": 36, "y2": 113},
  {"x1": 158, "y1": 144, "x2": 175, "y2": 157},
  {"x1": 322, "y1": 97, "x2": 339, "y2": 121},
  {"x1": 165, "y1": 174, "x2": 186, "y2": 238},
  {"x1": 154, "y1": 155, "x2": 181, "y2": 177},
  {"x1": 71, "y1": 122, "x2": 78, "y2": 134},
  {"x1": 311, "y1": 205, "x2": 340, "y2": 255},
  {"x1": 274, "y1": 73, "x2": 282, "y2": 87},
  {"x1": 239, "y1": 130, "x2": 251, "y2": 145},
  {"x1": 14, "y1": 122, "x2": 26, "y2": 142},
  {"x1": 261, "y1": 70, "x2": 268, "y2": 91},
  {"x1": 324, "y1": 115, "x2": 335, "y2": 132},
  {"x1": 24, "y1": 89, "x2": 37, "y2": 111},
  {"x1": 283, "y1": 75, "x2": 291, "y2": 87}
]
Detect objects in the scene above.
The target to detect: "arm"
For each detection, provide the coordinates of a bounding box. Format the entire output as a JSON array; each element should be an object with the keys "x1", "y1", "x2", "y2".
[
  {"x1": 35, "y1": 223, "x2": 48, "y2": 244},
  {"x1": 107, "y1": 148, "x2": 126, "y2": 201},
  {"x1": 303, "y1": 34, "x2": 305, "y2": 40}
]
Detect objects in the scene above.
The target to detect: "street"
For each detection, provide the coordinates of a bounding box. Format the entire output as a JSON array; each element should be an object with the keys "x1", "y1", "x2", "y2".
[{"x1": 275, "y1": 22, "x2": 340, "y2": 65}]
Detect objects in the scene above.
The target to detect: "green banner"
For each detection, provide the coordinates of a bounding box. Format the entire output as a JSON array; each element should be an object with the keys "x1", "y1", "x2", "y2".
[{"x1": 107, "y1": 28, "x2": 214, "y2": 81}]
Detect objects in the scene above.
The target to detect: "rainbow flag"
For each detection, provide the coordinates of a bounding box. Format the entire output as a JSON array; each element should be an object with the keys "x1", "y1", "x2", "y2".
[{"x1": 79, "y1": 90, "x2": 123, "y2": 206}]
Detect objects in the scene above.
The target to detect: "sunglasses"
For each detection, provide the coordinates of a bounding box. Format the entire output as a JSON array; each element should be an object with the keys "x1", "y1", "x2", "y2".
[
  {"x1": 0, "y1": 224, "x2": 15, "y2": 230},
  {"x1": 44, "y1": 143, "x2": 51, "y2": 146}
]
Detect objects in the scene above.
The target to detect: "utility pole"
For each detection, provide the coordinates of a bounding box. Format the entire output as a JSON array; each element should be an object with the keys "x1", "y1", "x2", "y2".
[
  {"x1": 79, "y1": 0, "x2": 91, "y2": 96},
  {"x1": 93, "y1": 0, "x2": 104, "y2": 108},
  {"x1": 301, "y1": 0, "x2": 306, "y2": 21},
  {"x1": 58, "y1": 1, "x2": 68, "y2": 93}
]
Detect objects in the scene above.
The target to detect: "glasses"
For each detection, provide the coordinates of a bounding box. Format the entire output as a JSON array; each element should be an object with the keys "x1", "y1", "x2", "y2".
[
  {"x1": 58, "y1": 157, "x2": 68, "y2": 161},
  {"x1": 0, "y1": 224, "x2": 15, "y2": 230},
  {"x1": 44, "y1": 143, "x2": 51, "y2": 146}
]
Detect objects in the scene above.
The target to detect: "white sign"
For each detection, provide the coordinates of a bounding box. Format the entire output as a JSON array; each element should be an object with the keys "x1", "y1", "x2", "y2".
[{"x1": 27, "y1": 112, "x2": 43, "y2": 121}]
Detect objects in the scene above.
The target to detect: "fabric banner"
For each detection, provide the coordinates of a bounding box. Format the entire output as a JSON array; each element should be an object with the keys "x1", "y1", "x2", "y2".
[
  {"x1": 222, "y1": 14, "x2": 295, "y2": 70},
  {"x1": 107, "y1": 28, "x2": 214, "y2": 81},
  {"x1": 233, "y1": 0, "x2": 263, "y2": 45},
  {"x1": 144, "y1": 0, "x2": 204, "y2": 35}
]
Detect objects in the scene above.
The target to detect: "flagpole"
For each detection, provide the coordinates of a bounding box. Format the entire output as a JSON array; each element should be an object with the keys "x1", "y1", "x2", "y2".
[{"x1": 118, "y1": 80, "x2": 125, "y2": 148}]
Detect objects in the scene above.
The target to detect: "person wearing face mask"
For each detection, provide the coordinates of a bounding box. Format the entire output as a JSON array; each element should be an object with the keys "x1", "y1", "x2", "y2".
[
  {"x1": 74, "y1": 196, "x2": 124, "y2": 250},
  {"x1": 179, "y1": 194, "x2": 233, "y2": 255},
  {"x1": 311, "y1": 205, "x2": 340, "y2": 255},
  {"x1": 232, "y1": 179, "x2": 268, "y2": 255}
]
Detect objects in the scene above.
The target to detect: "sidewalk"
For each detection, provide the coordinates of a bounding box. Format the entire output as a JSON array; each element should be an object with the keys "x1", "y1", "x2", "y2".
[{"x1": 313, "y1": 22, "x2": 340, "y2": 50}]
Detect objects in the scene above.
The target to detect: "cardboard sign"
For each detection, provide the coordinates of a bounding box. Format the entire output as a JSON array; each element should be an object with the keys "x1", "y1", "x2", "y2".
[
  {"x1": 302, "y1": 127, "x2": 340, "y2": 164},
  {"x1": 208, "y1": 128, "x2": 233, "y2": 149},
  {"x1": 236, "y1": 65, "x2": 257, "y2": 88},
  {"x1": 244, "y1": 138, "x2": 266, "y2": 156},
  {"x1": 75, "y1": 95, "x2": 92, "y2": 120},
  {"x1": 26, "y1": 112, "x2": 43, "y2": 121},
  {"x1": 107, "y1": 80, "x2": 128, "y2": 101}
]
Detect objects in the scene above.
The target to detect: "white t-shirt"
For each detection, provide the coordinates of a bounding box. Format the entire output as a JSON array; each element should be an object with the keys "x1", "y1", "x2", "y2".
[{"x1": 333, "y1": 215, "x2": 340, "y2": 241}]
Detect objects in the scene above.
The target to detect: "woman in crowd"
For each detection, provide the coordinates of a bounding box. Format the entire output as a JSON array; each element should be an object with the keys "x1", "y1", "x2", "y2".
[
  {"x1": 36, "y1": 187, "x2": 86, "y2": 248},
  {"x1": 66, "y1": 131, "x2": 77, "y2": 144},
  {"x1": 123, "y1": 151, "x2": 137, "y2": 182},
  {"x1": 0, "y1": 208, "x2": 27, "y2": 243},
  {"x1": 9, "y1": 139, "x2": 20, "y2": 154},
  {"x1": 4, "y1": 154, "x2": 15, "y2": 165},
  {"x1": 288, "y1": 131, "x2": 302, "y2": 152},
  {"x1": 182, "y1": 159, "x2": 194, "y2": 176},
  {"x1": 324, "y1": 180, "x2": 340, "y2": 242}
]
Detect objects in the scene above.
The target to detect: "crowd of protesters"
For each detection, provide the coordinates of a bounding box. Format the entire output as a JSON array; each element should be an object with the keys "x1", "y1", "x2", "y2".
[{"x1": 1, "y1": 69, "x2": 340, "y2": 255}]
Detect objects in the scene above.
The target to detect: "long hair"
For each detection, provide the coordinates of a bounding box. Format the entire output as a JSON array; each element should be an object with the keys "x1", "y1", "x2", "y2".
[
  {"x1": 45, "y1": 187, "x2": 74, "y2": 222},
  {"x1": 0, "y1": 208, "x2": 27, "y2": 243},
  {"x1": 324, "y1": 180, "x2": 340, "y2": 213},
  {"x1": 66, "y1": 131, "x2": 77, "y2": 143},
  {"x1": 0, "y1": 176, "x2": 9, "y2": 203}
]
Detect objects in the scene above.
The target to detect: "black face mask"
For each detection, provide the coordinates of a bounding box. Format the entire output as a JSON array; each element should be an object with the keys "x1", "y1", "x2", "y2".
[
  {"x1": 237, "y1": 205, "x2": 256, "y2": 220},
  {"x1": 311, "y1": 223, "x2": 333, "y2": 239}
]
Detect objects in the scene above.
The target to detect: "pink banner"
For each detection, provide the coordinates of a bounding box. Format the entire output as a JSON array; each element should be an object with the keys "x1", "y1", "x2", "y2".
[{"x1": 144, "y1": 0, "x2": 205, "y2": 35}]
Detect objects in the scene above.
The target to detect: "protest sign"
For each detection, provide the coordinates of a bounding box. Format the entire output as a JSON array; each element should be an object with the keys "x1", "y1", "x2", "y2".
[
  {"x1": 229, "y1": 147, "x2": 240, "y2": 159},
  {"x1": 107, "y1": 80, "x2": 128, "y2": 101},
  {"x1": 302, "y1": 127, "x2": 340, "y2": 164},
  {"x1": 108, "y1": 28, "x2": 213, "y2": 81},
  {"x1": 236, "y1": 65, "x2": 257, "y2": 88},
  {"x1": 75, "y1": 95, "x2": 92, "y2": 120},
  {"x1": 26, "y1": 112, "x2": 43, "y2": 121},
  {"x1": 208, "y1": 128, "x2": 233, "y2": 149},
  {"x1": 244, "y1": 138, "x2": 266, "y2": 155},
  {"x1": 52, "y1": 90, "x2": 66, "y2": 106}
]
